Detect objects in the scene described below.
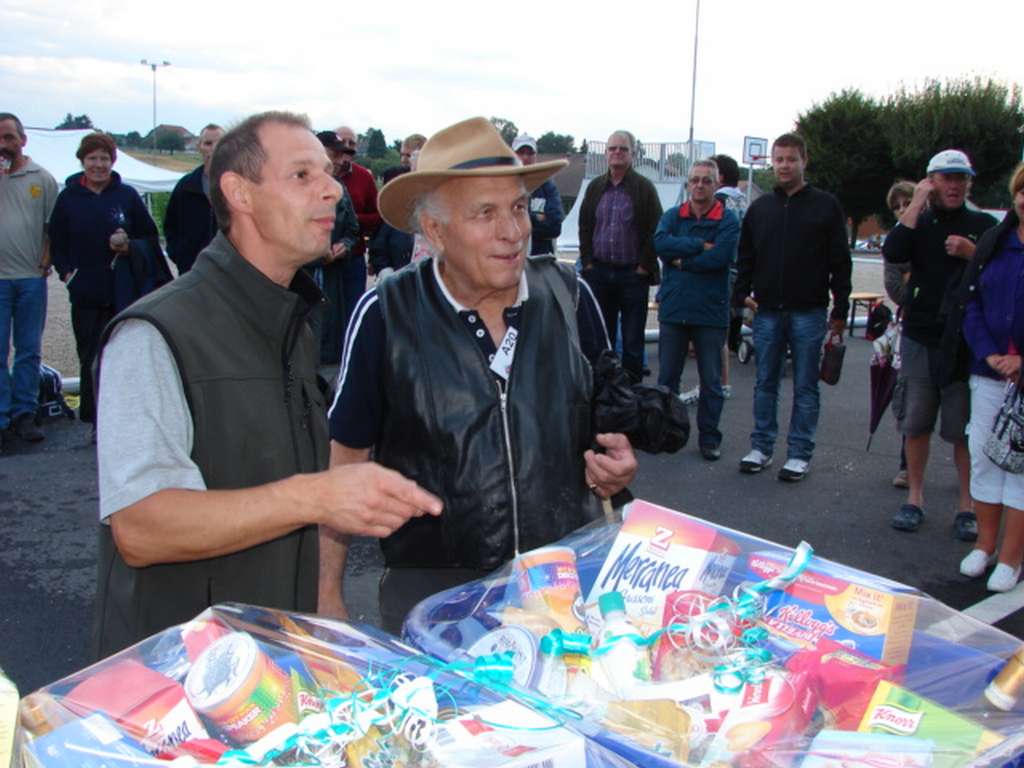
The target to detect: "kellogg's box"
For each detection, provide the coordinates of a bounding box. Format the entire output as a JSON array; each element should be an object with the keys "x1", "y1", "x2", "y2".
[
  {"x1": 744, "y1": 551, "x2": 919, "y2": 666},
  {"x1": 584, "y1": 501, "x2": 739, "y2": 635}
]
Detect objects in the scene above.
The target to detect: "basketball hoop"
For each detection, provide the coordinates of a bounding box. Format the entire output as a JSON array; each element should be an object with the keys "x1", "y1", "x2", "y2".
[{"x1": 743, "y1": 136, "x2": 769, "y2": 167}]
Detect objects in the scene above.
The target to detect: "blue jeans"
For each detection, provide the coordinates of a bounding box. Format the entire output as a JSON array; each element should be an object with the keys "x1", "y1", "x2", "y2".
[
  {"x1": 0, "y1": 277, "x2": 47, "y2": 429},
  {"x1": 751, "y1": 308, "x2": 827, "y2": 461},
  {"x1": 584, "y1": 263, "x2": 649, "y2": 379},
  {"x1": 658, "y1": 322, "x2": 727, "y2": 448}
]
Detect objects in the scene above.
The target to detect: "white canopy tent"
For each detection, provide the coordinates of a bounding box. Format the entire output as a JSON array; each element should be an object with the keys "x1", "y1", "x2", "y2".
[{"x1": 23, "y1": 128, "x2": 184, "y2": 193}]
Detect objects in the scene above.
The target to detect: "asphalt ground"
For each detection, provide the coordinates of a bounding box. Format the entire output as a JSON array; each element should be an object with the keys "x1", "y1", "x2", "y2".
[{"x1": 3, "y1": 255, "x2": 1023, "y2": 698}]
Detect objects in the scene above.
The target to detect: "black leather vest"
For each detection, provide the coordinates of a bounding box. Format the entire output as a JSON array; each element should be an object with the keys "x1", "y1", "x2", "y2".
[
  {"x1": 376, "y1": 256, "x2": 597, "y2": 570},
  {"x1": 92, "y1": 233, "x2": 327, "y2": 657}
]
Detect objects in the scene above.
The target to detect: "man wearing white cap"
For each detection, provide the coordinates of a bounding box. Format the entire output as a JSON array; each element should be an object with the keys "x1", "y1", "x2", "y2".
[
  {"x1": 884, "y1": 148, "x2": 997, "y2": 538},
  {"x1": 322, "y1": 117, "x2": 635, "y2": 632},
  {"x1": 512, "y1": 133, "x2": 565, "y2": 255}
]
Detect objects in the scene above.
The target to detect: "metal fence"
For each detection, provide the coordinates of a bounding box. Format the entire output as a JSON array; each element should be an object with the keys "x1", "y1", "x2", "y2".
[{"x1": 584, "y1": 139, "x2": 716, "y2": 181}]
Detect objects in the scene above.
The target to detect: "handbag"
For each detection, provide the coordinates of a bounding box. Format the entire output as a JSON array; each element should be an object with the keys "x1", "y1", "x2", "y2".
[
  {"x1": 819, "y1": 331, "x2": 846, "y2": 385},
  {"x1": 983, "y1": 380, "x2": 1024, "y2": 474}
]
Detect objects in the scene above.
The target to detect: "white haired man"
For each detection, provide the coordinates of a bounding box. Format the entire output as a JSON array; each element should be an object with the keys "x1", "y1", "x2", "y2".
[{"x1": 322, "y1": 117, "x2": 636, "y2": 633}]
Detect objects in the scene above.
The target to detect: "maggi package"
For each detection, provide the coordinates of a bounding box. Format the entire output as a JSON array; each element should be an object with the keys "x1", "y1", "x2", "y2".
[{"x1": 17, "y1": 603, "x2": 629, "y2": 768}]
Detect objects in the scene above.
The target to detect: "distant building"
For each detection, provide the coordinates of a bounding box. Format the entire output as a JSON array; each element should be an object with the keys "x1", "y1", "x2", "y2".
[{"x1": 143, "y1": 124, "x2": 196, "y2": 150}]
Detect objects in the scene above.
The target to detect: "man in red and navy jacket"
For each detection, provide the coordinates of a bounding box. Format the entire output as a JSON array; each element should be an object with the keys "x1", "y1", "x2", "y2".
[
  {"x1": 654, "y1": 158, "x2": 739, "y2": 460},
  {"x1": 333, "y1": 126, "x2": 382, "y2": 331}
]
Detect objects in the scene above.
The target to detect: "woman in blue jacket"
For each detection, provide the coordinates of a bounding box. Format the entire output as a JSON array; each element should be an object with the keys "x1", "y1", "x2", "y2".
[
  {"x1": 960, "y1": 163, "x2": 1024, "y2": 591},
  {"x1": 49, "y1": 132, "x2": 158, "y2": 425}
]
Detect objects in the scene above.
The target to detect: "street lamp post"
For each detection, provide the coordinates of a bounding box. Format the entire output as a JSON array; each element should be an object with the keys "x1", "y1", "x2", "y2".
[
  {"x1": 686, "y1": 0, "x2": 700, "y2": 177},
  {"x1": 140, "y1": 59, "x2": 171, "y2": 151}
]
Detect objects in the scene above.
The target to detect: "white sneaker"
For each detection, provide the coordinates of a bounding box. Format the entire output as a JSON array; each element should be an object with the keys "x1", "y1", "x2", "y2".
[
  {"x1": 778, "y1": 458, "x2": 810, "y2": 482},
  {"x1": 722, "y1": 385, "x2": 732, "y2": 399},
  {"x1": 987, "y1": 563, "x2": 1022, "y2": 593},
  {"x1": 959, "y1": 549, "x2": 996, "y2": 578},
  {"x1": 739, "y1": 449, "x2": 772, "y2": 474},
  {"x1": 680, "y1": 386, "x2": 700, "y2": 405}
]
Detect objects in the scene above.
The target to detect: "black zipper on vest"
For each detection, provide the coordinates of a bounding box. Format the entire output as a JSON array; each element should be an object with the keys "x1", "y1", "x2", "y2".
[
  {"x1": 495, "y1": 379, "x2": 521, "y2": 556},
  {"x1": 282, "y1": 300, "x2": 316, "y2": 471}
]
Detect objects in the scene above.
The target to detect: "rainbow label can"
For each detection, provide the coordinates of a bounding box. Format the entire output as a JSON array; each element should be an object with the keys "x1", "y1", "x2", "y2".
[
  {"x1": 184, "y1": 632, "x2": 298, "y2": 745},
  {"x1": 515, "y1": 546, "x2": 586, "y2": 633}
]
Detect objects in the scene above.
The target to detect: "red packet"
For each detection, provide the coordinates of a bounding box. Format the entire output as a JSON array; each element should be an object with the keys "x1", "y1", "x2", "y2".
[
  {"x1": 786, "y1": 637, "x2": 903, "y2": 730},
  {"x1": 64, "y1": 658, "x2": 227, "y2": 761}
]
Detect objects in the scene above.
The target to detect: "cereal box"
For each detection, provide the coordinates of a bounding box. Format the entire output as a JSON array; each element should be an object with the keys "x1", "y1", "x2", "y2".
[
  {"x1": 585, "y1": 501, "x2": 739, "y2": 635},
  {"x1": 858, "y1": 681, "x2": 1004, "y2": 768},
  {"x1": 745, "y1": 550, "x2": 919, "y2": 666}
]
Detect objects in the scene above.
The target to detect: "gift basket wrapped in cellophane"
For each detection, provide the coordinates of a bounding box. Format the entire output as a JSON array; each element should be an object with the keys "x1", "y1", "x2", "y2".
[
  {"x1": 13, "y1": 603, "x2": 633, "y2": 767},
  {"x1": 404, "y1": 499, "x2": 1024, "y2": 767}
]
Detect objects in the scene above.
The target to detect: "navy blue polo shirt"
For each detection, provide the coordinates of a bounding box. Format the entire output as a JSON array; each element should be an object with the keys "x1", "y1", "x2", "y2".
[{"x1": 328, "y1": 259, "x2": 609, "y2": 448}]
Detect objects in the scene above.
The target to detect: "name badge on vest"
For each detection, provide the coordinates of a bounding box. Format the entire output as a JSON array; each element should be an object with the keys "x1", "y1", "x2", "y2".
[{"x1": 489, "y1": 327, "x2": 519, "y2": 381}]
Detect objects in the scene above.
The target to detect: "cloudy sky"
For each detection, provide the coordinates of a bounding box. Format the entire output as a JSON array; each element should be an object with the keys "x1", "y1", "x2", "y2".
[{"x1": 3, "y1": 0, "x2": 1019, "y2": 160}]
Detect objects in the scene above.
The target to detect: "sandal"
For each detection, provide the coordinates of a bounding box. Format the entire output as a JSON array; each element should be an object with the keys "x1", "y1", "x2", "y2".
[
  {"x1": 891, "y1": 503, "x2": 925, "y2": 532},
  {"x1": 953, "y1": 511, "x2": 978, "y2": 543}
]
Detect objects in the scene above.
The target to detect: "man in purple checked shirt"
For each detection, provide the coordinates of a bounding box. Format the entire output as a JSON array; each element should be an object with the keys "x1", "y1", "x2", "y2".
[{"x1": 578, "y1": 131, "x2": 662, "y2": 380}]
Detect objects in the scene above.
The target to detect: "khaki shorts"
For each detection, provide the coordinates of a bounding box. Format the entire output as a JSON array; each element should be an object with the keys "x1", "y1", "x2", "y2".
[{"x1": 894, "y1": 335, "x2": 969, "y2": 442}]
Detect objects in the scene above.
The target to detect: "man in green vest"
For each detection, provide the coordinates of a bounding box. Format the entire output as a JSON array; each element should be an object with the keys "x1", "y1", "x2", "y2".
[{"x1": 92, "y1": 111, "x2": 441, "y2": 657}]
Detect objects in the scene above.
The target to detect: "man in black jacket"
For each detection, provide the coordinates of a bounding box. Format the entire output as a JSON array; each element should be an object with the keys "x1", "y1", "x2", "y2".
[
  {"x1": 732, "y1": 133, "x2": 851, "y2": 482},
  {"x1": 883, "y1": 149, "x2": 997, "y2": 538},
  {"x1": 322, "y1": 117, "x2": 637, "y2": 633},
  {"x1": 163, "y1": 124, "x2": 223, "y2": 274}
]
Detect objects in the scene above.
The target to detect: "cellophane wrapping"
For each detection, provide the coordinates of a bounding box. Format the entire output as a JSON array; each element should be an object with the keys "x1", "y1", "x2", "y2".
[
  {"x1": 404, "y1": 499, "x2": 1024, "y2": 767},
  {"x1": 14, "y1": 603, "x2": 632, "y2": 767}
]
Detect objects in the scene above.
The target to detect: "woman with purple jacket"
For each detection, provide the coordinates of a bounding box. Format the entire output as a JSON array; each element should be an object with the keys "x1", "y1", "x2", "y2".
[{"x1": 960, "y1": 163, "x2": 1024, "y2": 592}]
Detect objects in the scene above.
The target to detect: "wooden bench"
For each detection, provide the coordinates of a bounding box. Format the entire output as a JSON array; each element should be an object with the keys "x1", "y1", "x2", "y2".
[{"x1": 848, "y1": 292, "x2": 884, "y2": 337}]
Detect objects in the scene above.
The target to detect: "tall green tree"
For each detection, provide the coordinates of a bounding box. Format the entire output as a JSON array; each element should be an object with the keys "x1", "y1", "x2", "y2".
[
  {"x1": 489, "y1": 117, "x2": 518, "y2": 146},
  {"x1": 881, "y1": 78, "x2": 1023, "y2": 206},
  {"x1": 536, "y1": 132, "x2": 575, "y2": 154},
  {"x1": 796, "y1": 88, "x2": 894, "y2": 245},
  {"x1": 55, "y1": 113, "x2": 93, "y2": 130},
  {"x1": 156, "y1": 131, "x2": 185, "y2": 153},
  {"x1": 365, "y1": 127, "x2": 388, "y2": 158}
]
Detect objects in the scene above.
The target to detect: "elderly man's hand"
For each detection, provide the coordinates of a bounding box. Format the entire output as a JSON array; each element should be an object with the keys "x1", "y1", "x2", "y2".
[
  {"x1": 584, "y1": 433, "x2": 637, "y2": 499},
  {"x1": 303, "y1": 462, "x2": 442, "y2": 538}
]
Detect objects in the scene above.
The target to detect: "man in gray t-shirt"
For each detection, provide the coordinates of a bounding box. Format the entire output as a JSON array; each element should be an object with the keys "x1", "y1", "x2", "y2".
[{"x1": 0, "y1": 112, "x2": 58, "y2": 449}]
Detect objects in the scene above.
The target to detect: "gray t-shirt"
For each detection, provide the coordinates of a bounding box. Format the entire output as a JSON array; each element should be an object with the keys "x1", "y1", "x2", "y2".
[
  {"x1": 0, "y1": 159, "x2": 59, "y2": 279},
  {"x1": 97, "y1": 320, "x2": 205, "y2": 521}
]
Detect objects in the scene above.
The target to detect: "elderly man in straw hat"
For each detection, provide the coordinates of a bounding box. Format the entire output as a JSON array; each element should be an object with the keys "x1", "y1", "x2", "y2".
[{"x1": 321, "y1": 117, "x2": 638, "y2": 632}]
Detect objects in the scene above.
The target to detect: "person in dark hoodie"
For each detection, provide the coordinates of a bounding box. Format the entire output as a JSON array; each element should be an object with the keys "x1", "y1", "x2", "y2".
[
  {"x1": 163, "y1": 124, "x2": 224, "y2": 274},
  {"x1": 49, "y1": 132, "x2": 159, "y2": 426}
]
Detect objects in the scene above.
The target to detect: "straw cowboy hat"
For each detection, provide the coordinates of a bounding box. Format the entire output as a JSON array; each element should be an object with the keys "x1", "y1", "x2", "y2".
[{"x1": 378, "y1": 116, "x2": 567, "y2": 233}]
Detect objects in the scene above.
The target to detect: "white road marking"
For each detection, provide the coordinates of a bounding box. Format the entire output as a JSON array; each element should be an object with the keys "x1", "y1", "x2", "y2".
[{"x1": 963, "y1": 583, "x2": 1024, "y2": 625}]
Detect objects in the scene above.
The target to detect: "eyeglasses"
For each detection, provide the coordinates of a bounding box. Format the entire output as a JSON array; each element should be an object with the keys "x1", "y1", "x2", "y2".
[
  {"x1": 607, "y1": 145, "x2": 630, "y2": 153},
  {"x1": 688, "y1": 176, "x2": 714, "y2": 185}
]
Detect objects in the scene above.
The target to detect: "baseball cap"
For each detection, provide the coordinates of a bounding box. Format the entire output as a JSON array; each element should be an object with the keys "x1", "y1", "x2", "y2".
[
  {"x1": 316, "y1": 130, "x2": 343, "y2": 151},
  {"x1": 512, "y1": 133, "x2": 537, "y2": 153},
  {"x1": 926, "y1": 149, "x2": 975, "y2": 177}
]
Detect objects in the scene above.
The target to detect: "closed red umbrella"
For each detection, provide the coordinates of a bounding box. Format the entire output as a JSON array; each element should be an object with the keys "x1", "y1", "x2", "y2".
[{"x1": 867, "y1": 325, "x2": 900, "y2": 450}]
